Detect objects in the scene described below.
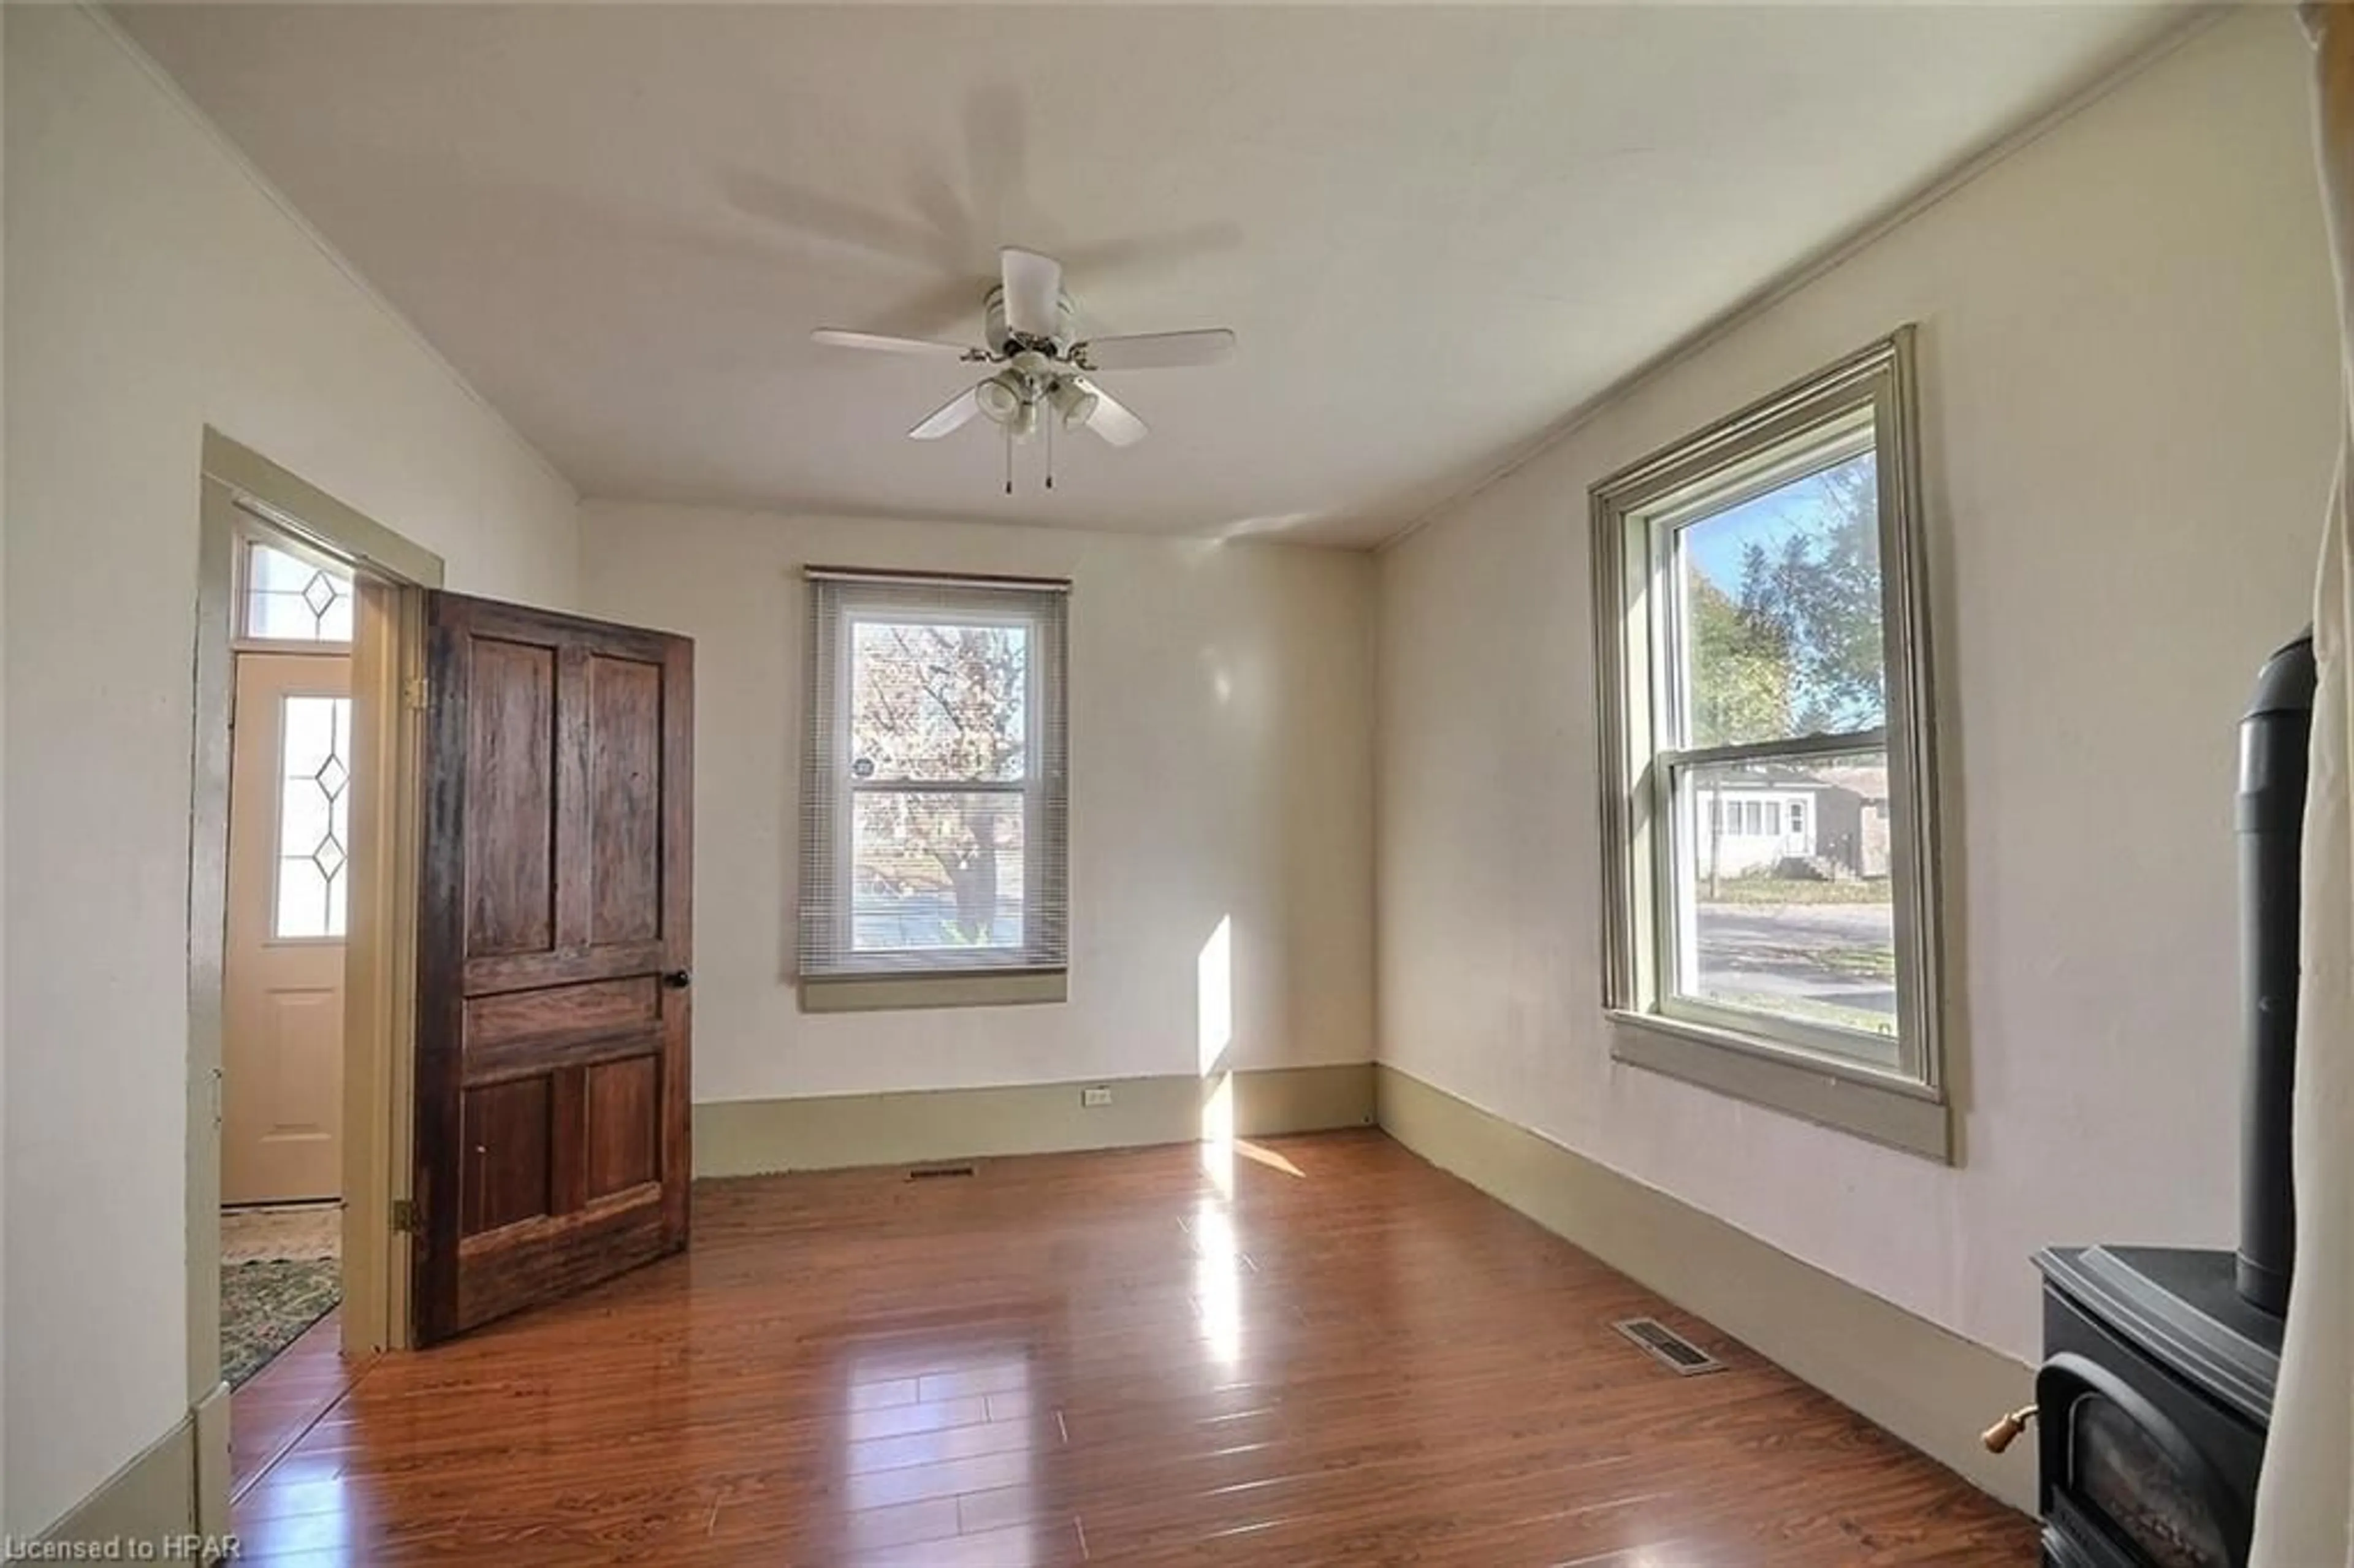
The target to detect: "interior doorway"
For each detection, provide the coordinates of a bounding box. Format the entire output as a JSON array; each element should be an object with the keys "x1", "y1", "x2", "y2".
[
  {"x1": 185, "y1": 432, "x2": 695, "y2": 1525},
  {"x1": 219, "y1": 535, "x2": 356, "y2": 1393},
  {"x1": 186, "y1": 431, "x2": 448, "y2": 1534}
]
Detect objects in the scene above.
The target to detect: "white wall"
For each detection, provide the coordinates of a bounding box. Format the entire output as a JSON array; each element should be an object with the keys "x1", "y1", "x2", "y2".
[
  {"x1": 582, "y1": 502, "x2": 1374, "y2": 1106},
  {"x1": 3, "y1": 7, "x2": 579, "y2": 1537},
  {"x1": 1377, "y1": 9, "x2": 2341, "y2": 1366},
  {"x1": 1, "y1": 2, "x2": 12, "y2": 1531}
]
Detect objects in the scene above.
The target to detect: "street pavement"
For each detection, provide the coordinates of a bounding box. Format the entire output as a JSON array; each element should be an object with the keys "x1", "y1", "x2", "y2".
[{"x1": 1691, "y1": 900, "x2": 1897, "y2": 1019}]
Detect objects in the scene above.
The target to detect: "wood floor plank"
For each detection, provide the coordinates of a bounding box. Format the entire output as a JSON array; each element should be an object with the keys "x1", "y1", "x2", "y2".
[
  {"x1": 228, "y1": 1306, "x2": 374, "y2": 1501},
  {"x1": 230, "y1": 1131, "x2": 2032, "y2": 1563}
]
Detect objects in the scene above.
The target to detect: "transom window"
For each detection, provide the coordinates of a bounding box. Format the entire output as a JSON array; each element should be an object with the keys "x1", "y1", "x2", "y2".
[
  {"x1": 1592, "y1": 329, "x2": 1946, "y2": 1159},
  {"x1": 798, "y1": 569, "x2": 1069, "y2": 1004},
  {"x1": 243, "y1": 539, "x2": 353, "y2": 644}
]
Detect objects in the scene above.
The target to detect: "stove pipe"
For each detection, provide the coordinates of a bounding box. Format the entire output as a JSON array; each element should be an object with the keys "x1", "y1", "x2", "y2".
[{"x1": 2236, "y1": 630, "x2": 2315, "y2": 1315}]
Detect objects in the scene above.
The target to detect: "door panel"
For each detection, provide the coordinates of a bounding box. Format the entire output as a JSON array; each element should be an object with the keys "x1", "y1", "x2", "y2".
[
  {"x1": 416, "y1": 593, "x2": 693, "y2": 1344},
  {"x1": 584, "y1": 1056, "x2": 661, "y2": 1200},
  {"x1": 460, "y1": 1078, "x2": 553, "y2": 1236},
  {"x1": 224, "y1": 652, "x2": 351, "y2": 1205},
  {"x1": 463, "y1": 639, "x2": 558, "y2": 957},
  {"x1": 588, "y1": 655, "x2": 665, "y2": 946}
]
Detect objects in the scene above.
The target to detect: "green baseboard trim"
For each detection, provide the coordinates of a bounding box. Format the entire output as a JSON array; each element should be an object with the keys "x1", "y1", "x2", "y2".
[
  {"x1": 1232, "y1": 1064, "x2": 1379, "y2": 1136},
  {"x1": 695, "y1": 1062, "x2": 1376, "y2": 1176},
  {"x1": 39, "y1": 1408, "x2": 198, "y2": 1552},
  {"x1": 1373, "y1": 1063, "x2": 2035, "y2": 1512},
  {"x1": 195, "y1": 1380, "x2": 232, "y2": 1539}
]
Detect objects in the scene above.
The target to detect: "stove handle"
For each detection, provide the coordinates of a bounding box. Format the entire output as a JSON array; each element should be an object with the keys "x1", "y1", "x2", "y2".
[{"x1": 1982, "y1": 1404, "x2": 2038, "y2": 1453}]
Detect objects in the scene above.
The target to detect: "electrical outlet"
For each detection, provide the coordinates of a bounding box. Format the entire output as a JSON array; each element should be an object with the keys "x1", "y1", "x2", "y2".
[{"x1": 1081, "y1": 1085, "x2": 1114, "y2": 1108}]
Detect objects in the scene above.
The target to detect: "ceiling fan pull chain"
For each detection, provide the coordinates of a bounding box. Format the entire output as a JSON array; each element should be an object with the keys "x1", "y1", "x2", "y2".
[
  {"x1": 1004, "y1": 421, "x2": 1014, "y2": 497},
  {"x1": 1046, "y1": 406, "x2": 1056, "y2": 491}
]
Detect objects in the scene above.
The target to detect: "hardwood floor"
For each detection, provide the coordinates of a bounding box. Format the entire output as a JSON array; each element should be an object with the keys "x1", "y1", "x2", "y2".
[
  {"x1": 230, "y1": 1307, "x2": 373, "y2": 1499},
  {"x1": 230, "y1": 1131, "x2": 2033, "y2": 1565}
]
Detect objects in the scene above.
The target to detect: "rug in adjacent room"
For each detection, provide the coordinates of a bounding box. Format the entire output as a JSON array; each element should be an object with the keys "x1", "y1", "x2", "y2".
[
  {"x1": 222, "y1": 1202, "x2": 341, "y2": 1265},
  {"x1": 221, "y1": 1258, "x2": 341, "y2": 1388},
  {"x1": 221, "y1": 1203, "x2": 343, "y2": 1388}
]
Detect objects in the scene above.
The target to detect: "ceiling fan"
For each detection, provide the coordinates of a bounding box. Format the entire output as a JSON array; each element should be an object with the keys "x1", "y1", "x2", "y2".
[{"x1": 813, "y1": 247, "x2": 1235, "y2": 493}]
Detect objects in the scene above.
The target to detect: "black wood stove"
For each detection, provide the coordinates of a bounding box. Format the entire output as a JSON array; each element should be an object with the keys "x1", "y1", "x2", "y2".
[
  {"x1": 2024, "y1": 634, "x2": 2310, "y2": 1568},
  {"x1": 2032, "y1": 1247, "x2": 2281, "y2": 1567}
]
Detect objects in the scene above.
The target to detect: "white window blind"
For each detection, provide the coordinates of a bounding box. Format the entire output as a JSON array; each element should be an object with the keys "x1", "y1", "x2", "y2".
[{"x1": 799, "y1": 569, "x2": 1069, "y2": 982}]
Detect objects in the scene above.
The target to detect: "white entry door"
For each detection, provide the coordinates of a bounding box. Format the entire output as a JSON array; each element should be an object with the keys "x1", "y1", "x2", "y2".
[{"x1": 224, "y1": 651, "x2": 351, "y2": 1204}]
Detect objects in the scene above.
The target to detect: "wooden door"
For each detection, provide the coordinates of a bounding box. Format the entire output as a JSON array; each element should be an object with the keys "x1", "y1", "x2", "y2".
[
  {"x1": 414, "y1": 594, "x2": 692, "y2": 1344},
  {"x1": 224, "y1": 652, "x2": 351, "y2": 1204}
]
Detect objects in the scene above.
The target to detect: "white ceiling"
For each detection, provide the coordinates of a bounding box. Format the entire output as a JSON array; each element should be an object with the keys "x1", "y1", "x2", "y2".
[{"x1": 118, "y1": 4, "x2": 2187, "y2": 547}]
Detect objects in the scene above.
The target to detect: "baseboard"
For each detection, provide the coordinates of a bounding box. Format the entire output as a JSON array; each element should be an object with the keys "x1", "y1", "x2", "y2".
[
  {"x1": 194, "y1": 1380, "x2": 232, "y2": 1539},
  {"x1": 1373, "y1": 1063, "x2": 2037, "y2": 1512},
  {"x1": 38, "y1": 1408, "x2": 199, "y2": 1552},
  {"x1": 694, "y1": 1062, "x2": 1376, "y2": 1176}
]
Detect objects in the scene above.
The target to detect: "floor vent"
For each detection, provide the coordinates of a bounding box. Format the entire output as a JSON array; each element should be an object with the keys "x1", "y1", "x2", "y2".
[
  {"x1": 1611, "y1": 1317, "x2": 1726, "y2": 1376},
  {"x1": 907, "y1": 1162, "x2": 978, "y2": 1181}
]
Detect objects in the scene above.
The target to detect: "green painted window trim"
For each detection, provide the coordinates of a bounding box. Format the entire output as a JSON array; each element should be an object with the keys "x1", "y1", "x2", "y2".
[
  {"x1": 1589, "y1": 327, "x2": 1952, "y2": 1165},
  {"x1": 799, "y1": 969, "x2": 1068, "y2": 1013},
  {"x1": 1607, "y1": 1010, "x2": 1951, "y2": 1160}
]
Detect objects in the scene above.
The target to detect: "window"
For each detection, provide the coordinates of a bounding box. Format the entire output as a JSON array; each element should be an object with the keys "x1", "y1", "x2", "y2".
[
  {"x1": 1592, "y1": 329, "x2": 1945, "y2": 1159},
  {"x1": 243, "y1": 539, "x2": 353, "y2": 643},
  {"x1": 798, "y1": 569, "x2": 1069, "y2": 1009},
  {"x1": 275, "y1": 695, "x2": 352, "y2": 939},
  {"x1": 237, "y1": 534, "x2": 355, "y2": 938}
]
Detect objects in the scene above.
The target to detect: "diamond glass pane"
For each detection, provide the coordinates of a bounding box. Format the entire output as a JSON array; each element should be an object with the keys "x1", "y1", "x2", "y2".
[
  {"x1": 245, "y1": 541, "x2": 354, "y2": 643},
  {"x1": 275, "y1": 695, "x2": 352, "y2": 939}
]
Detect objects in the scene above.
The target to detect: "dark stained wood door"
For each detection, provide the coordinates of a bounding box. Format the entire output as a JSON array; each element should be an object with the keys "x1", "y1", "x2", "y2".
[{"x1": 414, "y1": 593, "x2": 692, "y2": 1344}]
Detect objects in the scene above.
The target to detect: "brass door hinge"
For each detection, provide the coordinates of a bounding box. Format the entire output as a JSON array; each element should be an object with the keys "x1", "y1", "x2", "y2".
[
  {"x1": 403, "y1": 676, "x2": 432, "y2": 712},
  {"x1": 391, "y1": 1197, "x2": 421, "y2": 1235}
]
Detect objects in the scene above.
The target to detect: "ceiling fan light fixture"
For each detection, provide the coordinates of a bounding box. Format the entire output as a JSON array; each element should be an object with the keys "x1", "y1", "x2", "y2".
[
  {"x1": 827, "y1": 246, "x2": 1230, "y2": 487},
  {"x1": 1049, "y1": 379, "x2": 1100, "y2": 431},
  {"x1": 975, "y1": 372, "x2": 1023, "y2": 424}
]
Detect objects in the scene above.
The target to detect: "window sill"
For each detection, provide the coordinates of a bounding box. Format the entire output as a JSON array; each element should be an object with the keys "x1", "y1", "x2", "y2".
[
  {"x1": 1606, "y1": 1008, "x2": 1952, "y2": 1163},
  {"x1": 799, "y1": 969, "x2": 1068, "y2": 1014}
]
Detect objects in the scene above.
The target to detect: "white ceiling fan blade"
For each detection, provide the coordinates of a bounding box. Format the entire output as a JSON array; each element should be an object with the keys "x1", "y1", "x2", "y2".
[
  {"x1": 999, "y1": 247, "x2": 1064, "y2": 338},
  {"x1": 813, "y1": 329, "x2": 981, "y2": 359},
  {"x1": 908, "y1": 386, "x2": 983, "y2": 440},
  {"x1": 1078, "y1": 329, "x2": 1236, "y2": 371},
  {"x1": 1072, "y1": 378, "x2": 1146, "y2": 447}
]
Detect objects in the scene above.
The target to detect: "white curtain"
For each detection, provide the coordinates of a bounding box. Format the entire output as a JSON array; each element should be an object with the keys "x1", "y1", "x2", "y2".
[{"x1": 2250, "y1": 7, "x2": 2354, "y2": 1564}]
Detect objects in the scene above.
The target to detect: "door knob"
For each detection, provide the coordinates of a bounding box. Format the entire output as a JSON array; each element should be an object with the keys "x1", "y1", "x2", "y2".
[{"x1": 662, "y1": 970, "x2": 692, "y2": 990}]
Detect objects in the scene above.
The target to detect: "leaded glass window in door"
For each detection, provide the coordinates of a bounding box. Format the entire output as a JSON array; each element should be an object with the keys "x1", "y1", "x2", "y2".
[{"x1": 275, "y1": 695, "x2": 352, "y2": 939}]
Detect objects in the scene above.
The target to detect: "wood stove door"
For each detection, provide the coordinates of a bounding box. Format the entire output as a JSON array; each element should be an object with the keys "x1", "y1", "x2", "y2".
[{"x1": 2038, "y1": 1353, "x2": 2244, "y2": 1568}]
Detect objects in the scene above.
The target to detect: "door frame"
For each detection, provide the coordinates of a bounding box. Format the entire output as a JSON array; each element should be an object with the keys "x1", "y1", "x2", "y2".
[{"x1": 185, "y1": 430, "x2": 445, "y2": 1529}]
